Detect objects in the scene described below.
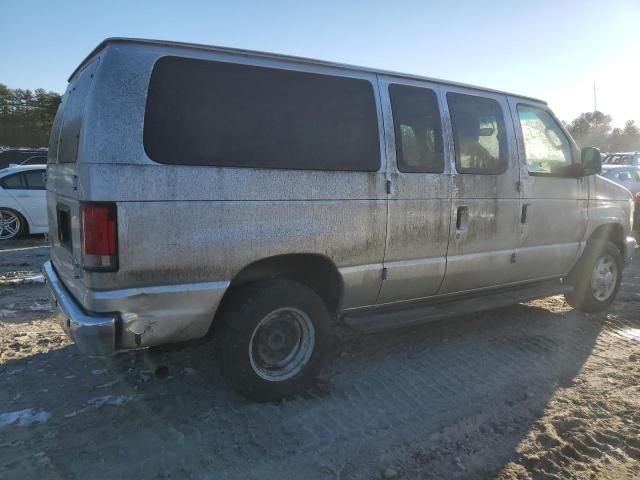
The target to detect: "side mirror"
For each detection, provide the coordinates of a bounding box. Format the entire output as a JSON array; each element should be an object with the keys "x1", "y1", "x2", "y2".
[{"x1": 581, "y1": 147, "x2": 602, "y2": 176}]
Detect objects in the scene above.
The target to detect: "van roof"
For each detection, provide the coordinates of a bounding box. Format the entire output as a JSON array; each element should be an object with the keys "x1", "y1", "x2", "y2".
[{"x1": 72, "y1": 37, "x2": 547, "y2": 104}]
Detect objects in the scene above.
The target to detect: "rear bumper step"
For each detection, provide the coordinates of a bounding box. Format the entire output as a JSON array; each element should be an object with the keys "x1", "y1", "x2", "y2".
[{"x1": 43, "y1": 260, "x2": 117, "y2": 355}]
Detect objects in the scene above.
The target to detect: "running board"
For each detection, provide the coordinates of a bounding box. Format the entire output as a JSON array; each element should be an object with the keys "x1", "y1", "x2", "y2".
[{"x1": 343, "y1": 279, "x2": 570, "y2": 333}]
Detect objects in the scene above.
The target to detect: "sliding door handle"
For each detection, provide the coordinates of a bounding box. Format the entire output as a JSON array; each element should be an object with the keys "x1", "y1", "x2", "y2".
[
  {"x1": 521, "y1": 204, "x2": 529, "y2": 224},
  {"x1": 456, "y1": 206, "x2": 469, "y2": 231}
]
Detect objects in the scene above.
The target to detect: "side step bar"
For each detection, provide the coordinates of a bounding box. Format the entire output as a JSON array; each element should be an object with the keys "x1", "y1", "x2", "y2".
[{"x1": 343, "y1": 279, "x2": 570, "y2": 333}]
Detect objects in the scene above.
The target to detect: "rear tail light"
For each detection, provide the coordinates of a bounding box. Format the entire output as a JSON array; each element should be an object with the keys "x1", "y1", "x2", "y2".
[
  {"x1": 81, "y1": 203, "x2": 118, "y2": 271},
  {"x1": 635, "y1": 192, "x2": 640, "y2": 203}
]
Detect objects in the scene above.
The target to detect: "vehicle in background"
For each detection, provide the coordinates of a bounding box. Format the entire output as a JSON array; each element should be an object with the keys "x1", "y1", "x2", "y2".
[
  {"x1": 43, "y1": 38, "x2": 636, "y2": 402},
  {"x1": 0, "y1": 164, "x2": 48, "y2": 239},
  {"x1": 601, "y1": 165, "x2": 640, "y2": 237},
  {"x1": 603, "y1": 152, "x2": 640, "y2": 166},
  {"x1": 0, "y1": 148, "x2": 48, "y2": 169}
]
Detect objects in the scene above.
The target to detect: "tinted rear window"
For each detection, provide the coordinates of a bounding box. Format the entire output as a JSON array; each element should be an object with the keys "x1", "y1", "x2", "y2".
[
  {"x1": 57, "y1": 59, "x2": 99, "y2": 163},
  {"x1": 144, "y1": 56, "x2": 381, "y2": 171}
]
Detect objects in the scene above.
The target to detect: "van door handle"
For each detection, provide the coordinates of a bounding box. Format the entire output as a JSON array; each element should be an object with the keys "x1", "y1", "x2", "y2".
[
  {"x1": 456, "y1": 206, "x2": 469, "y2": 231},
  {"x1": 521, "y1": 204, "x2": 529, "y2": 224}
]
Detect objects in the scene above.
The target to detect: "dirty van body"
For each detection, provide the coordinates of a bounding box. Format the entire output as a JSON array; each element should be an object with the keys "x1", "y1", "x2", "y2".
[{"x1": 43, "y1": 38, "x2": 636, "y2": 401}]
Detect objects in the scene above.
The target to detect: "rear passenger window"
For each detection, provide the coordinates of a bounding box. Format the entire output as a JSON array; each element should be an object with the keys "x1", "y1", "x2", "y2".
[
  {"x1": 447, "y1": 93, "x2": 507, "y2": 174},
  {"x1": 388, "y1": 84, "x2": 444, "y2": 173},
  {"x1": 1, "y1": 173, "x2": 26, "y2": 189},
  {"x1": 144, "y1": 56, "x2": 381, "y2": 171},
  {"x1": 24, "y1": 171, "x2": 46, "y2": 189},
  {"x1": 517, "y1": 105, "x2": 573, "y2": 176}
]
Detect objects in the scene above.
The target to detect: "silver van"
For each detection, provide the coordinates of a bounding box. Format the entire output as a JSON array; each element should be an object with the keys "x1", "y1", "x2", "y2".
[{"x1": 44, "y1": 38, "x2": 636, "y2": 401}]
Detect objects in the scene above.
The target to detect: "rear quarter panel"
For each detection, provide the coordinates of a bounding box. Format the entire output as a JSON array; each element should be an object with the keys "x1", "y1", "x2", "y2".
[{"x1": 72, "y1": 43, "x2": 388, "y2": 310}]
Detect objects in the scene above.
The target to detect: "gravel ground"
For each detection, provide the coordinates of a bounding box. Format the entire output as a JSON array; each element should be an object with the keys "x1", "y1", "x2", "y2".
[{"x1": 1, "y1": 237, "x2": 639, "y2": 479}]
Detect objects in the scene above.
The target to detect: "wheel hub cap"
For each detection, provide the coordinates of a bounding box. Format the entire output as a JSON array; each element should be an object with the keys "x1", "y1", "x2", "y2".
[
  {"x1": 249, "y1": 307, "x2": 315, "y2": 381},
  {"x1": 591, "y1": 254, "x2": 618, "y2": 302},
  {"x1": 0, "y1": 210, "x2": 20, "y2": 239}
]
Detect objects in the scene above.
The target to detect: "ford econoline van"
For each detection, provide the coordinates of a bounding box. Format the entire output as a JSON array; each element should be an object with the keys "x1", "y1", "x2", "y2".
[{"x1": 44, "y1": 38, "x2": 636, "y2": 401}]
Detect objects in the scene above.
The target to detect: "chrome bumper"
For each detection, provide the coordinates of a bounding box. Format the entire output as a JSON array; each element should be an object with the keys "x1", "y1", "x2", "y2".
[
  {"x1": 623, "y1": 236, "x2": 636, "y2": 265},
  {"x1": 43, "y1": 261, "x2": 116, "y2": 355}
]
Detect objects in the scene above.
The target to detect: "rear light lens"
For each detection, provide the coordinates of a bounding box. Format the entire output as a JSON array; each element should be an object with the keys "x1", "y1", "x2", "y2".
[
  {"x1": 81, "y1": 203, "x2": 118, "y2": 271},
  {"x1": 635, "y1": 192, "x2": 640, "y2": 204}
]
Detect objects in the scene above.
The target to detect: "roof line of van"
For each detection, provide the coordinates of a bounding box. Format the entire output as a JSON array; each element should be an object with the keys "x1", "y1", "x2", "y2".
[{"x1": 71, "y1": 37, "x2": 547, "y2": 104}]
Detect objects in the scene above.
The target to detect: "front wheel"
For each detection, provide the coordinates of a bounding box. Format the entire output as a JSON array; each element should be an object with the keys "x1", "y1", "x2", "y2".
[
  {"x1": 215, "y1": 279, "x2": 330, "y2": 402},
  {"x1": 565, "y1": 240, "x2": 623, "y2": 313}
]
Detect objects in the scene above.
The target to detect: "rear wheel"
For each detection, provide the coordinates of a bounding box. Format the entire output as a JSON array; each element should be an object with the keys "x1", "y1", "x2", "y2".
[
  {"x1": 215, "y1": 279, "x2": 330, "y2": 402},
  {"x1": 565, "y1": 240, "x2": 623, "y2": 313},
  {"x1": 0, "y1": 208, "x2": 25, "y2": 240}
]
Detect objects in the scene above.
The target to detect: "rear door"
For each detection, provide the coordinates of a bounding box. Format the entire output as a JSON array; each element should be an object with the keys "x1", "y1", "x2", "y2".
[
  {"x1": 376, "y1": 77, "x2": 452, "y2": 303},
  {"x1": 438, "y1": 89, "x2": 522, "y2": 293},
  {"x1": 47, "y1": 58, "x2": 100, "y2": 282},
  {"x1": 8, "y1": 169, "x2": 47, "y2": 228}
]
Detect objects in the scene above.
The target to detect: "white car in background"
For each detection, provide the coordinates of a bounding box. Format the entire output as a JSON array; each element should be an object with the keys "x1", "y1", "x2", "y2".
[{"x1": 0, "y1": 165, "x2": 48, "y2": 240}]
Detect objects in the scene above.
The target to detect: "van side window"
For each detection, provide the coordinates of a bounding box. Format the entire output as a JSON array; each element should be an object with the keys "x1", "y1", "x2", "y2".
[
  {"x1": 517, "y1": 105, "x2": 572, "y2": 175},
  {"x1": 144, "y1": 56, "x2": 381, "y2": 172},
  {"x1": 388, "y1": 84, "x2": 444, "y2": 173},
  {"x1": 447, "y1": 93, "x2": 506, "y2": 174}
]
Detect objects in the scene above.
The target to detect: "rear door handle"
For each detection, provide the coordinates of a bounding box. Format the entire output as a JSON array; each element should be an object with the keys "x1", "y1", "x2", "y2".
[
  {"x1": 521, "y1": 204, "x2": 529, "y2": 224},
  {"x1": 456, "y1": 206, "x2": 469, "y2": 231}
]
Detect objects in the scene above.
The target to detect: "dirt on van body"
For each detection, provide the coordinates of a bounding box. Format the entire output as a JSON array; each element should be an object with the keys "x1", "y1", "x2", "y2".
[{"x1": 1, "y1": 237, "x2": 640, "y2": 480}]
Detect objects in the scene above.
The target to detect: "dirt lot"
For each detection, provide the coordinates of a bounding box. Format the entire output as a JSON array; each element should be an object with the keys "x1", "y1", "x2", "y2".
[{"x1": 1, "y1": 237, "x2": 640, "y2": 479}]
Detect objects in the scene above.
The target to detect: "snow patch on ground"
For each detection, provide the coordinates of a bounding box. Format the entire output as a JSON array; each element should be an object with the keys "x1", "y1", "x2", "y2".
[
  {"x1": 28, "y1": 302, "x2": 52, "y2": 312},
  {"x1": 0, "y1": 273, "x2": 45, "y2": 286},
  {"x1": 64, "y1": 395, "x2": 142, "y2": 418},
  {"x1": 0, "y1": 408, "x2": 51, "y2": 428}
]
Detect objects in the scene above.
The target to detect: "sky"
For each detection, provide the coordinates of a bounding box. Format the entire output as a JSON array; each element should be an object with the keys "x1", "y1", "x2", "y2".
[{"x1": 2, "y1": 0, "x2": 639, "y2": 126}]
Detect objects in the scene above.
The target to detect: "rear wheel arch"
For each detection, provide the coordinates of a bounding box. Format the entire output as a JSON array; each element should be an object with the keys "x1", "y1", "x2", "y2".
[{"x1": 215, "y1": 254, "x2": 344, "y2": 322}]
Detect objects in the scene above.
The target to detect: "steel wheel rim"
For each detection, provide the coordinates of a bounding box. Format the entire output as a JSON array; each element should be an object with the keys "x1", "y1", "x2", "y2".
[
  {"x1": 0, "y1": 210, "x2": 20, "y2": 240},
  {"x1": 249, "y1": 307, "x2": 315, "y2": 382},
  {"x1": 591, "y1": 254, "x2": 618, "y2": 302}
]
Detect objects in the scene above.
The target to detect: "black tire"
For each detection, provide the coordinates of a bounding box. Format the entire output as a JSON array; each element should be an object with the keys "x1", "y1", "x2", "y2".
[
  {"x1": 0, "y1": 208, "x2": 26, "y2": 240},
  {"x1": 565, "y1": 240, "x2": 623, "y2": 313},
  {"x1": 215, "y1": 279, "x2": 330, "y2": 402}
]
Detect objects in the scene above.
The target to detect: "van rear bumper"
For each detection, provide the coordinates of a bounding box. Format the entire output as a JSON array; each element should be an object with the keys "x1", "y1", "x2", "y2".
[
  {"x1": 43, "y1": 261, "x2": 116, "y2": 355},
  {"x1": 44, "y1": 260, "x2": 230, "y2": 352}
]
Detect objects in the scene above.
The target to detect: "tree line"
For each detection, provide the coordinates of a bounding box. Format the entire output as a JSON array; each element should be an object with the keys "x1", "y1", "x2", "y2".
[
  {"x1": 0, "y1": 82, "x2": 639, "y2": 154},
  {"x1": 565, "y1": 111, "x2": 640, "y2": 153},
  {"x1": 0, "y1": 84, "x2": 62, "y2": 148}
]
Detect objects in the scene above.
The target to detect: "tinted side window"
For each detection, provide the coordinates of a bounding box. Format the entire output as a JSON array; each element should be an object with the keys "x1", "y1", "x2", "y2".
[
  {"x1": 447, "y1": 93, "x2": 507, "y2": 174},
  {"x1": 517, "y1": 105, "x2": 572, "y2": 176},
  {"x1": 144, "y1": 56, "x2": 381, "y2": 171},
  {"x1": 388, "y1": 84, "x2": 444, "y2": 173},
  {"x1": 24, "y1": 170, "x2": 46, "y2": 189},
  {"x1": 1, "y1": 173, "x2": 26, "y2": 189}
]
